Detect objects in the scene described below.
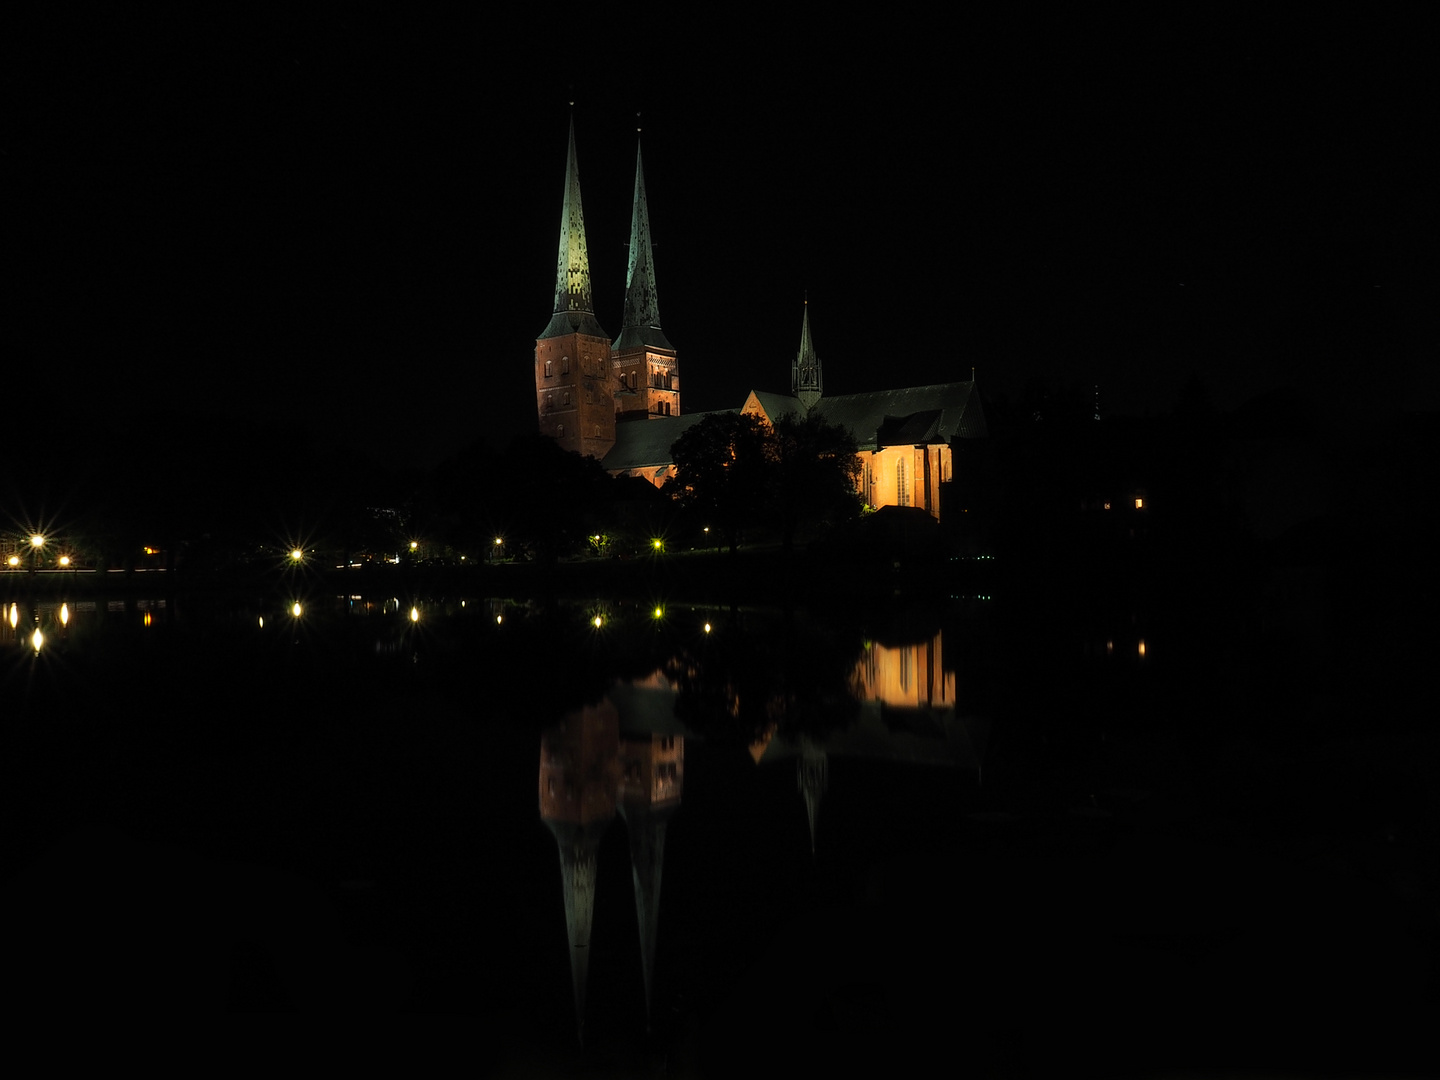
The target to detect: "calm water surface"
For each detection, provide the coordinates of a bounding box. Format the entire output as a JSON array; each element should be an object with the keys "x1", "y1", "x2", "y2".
[{"x1": 2, "y1": 589, "x2": 1431, "y2": 1073}]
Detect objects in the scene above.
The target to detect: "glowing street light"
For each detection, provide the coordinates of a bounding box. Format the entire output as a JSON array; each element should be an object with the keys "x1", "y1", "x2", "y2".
[
  {"x1": 592, "y1": 614, "x2": 604, "y2": 628},
  {"x1": 30, "y1": 535, "x2": 45, "y2": 550},
  {"x1": 31, "y1": 627, "x2": 43, "y2": 653},
  {"x1": 409, "y1": 606, "x2": 420, "y2": 623},
  {"x1": 290, "y1": 548, "x2": 304, "y2": 563},
  {"x1": 7, "y1": 556, "x2": 18, "y2": 567},
  {"x1": 58, "y1": 555, "x2": 71, "y2": 567},
  {"x1": 292, "y1": 602, "x2": 303, "y2": 618}
]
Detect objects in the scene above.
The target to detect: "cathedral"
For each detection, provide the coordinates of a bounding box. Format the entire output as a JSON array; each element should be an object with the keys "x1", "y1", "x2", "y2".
[{"x1": 535, "y1": 120, "x2": 986, "y2": 521}]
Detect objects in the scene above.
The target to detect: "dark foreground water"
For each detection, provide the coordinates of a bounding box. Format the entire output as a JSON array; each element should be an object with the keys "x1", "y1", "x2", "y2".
[{"x1": 2, "y1": 590, "x2": 1435, "y2": 1076}]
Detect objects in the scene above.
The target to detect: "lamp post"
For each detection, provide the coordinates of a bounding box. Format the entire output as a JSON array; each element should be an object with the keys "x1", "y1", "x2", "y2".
[{"x1": 29, "y1": 534, "x2": 44, "y2": 574}]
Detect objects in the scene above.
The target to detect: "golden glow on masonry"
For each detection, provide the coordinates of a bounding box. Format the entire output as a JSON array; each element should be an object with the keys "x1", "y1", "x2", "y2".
[{"x1": 852, "y1": 633, "x2": 955, "y2": 709}]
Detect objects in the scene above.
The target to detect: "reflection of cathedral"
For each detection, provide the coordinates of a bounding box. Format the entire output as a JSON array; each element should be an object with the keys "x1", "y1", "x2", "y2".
[
  {"x1": 538, "y1": 678, "x2": 685, "y2": 1040},
  {"x1": 535, "y1": 121, "x2": 987, "y2": 520},
  {"x1": 750, "y1": 633, "x2": 988, "y2": 851}
]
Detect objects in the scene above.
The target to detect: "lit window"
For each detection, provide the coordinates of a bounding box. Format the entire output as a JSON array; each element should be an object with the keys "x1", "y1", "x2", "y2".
[
  {"x1": 1135, "y1": 497, "x2": 1144, "y2": 509},
  {"x1": 544, "y1": 359, "x2": 553, "y2": 378},
  {"x1": 561, "y1": 356, "x2": 570, "y2": 374}
]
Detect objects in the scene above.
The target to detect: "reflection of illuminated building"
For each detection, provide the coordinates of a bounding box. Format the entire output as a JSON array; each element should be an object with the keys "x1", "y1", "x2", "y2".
[
  {"x1": 618, "y1": 730, "x2": 683, "y2": 1022},
  {"x1": 755, "y1": 632, "x2": 989, "y2": 853},
  {"x1": 853, "y1": 635, "x2": 956, "y2": 710},
  {"x1": 539, "y1": 698, "x2": 620, "y2": 1044},
  {"x1": 537, "y1": 671, "x2": 688, "y2": 1039}
]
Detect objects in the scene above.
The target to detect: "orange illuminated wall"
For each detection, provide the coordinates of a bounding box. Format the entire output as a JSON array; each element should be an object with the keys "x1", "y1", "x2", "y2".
[
  {"x1": 536, "y1": 331, "x2": 616, "y2": 460},
  {"x1": 851, "y1": 634, "x2": 955, "y2": 709}
]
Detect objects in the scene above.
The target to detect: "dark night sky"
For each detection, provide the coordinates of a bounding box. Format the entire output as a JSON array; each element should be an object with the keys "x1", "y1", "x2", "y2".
[{"x1": 8, "y1": 8, "x2": 1433, "y2": 467}]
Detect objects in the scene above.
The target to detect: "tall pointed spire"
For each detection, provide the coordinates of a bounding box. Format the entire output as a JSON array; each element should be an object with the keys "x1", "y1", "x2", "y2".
[
  {"x1": 614, "y1": 136, "x2": 672, "y2": 352},
  {"x1": 611, "y1": 121, "x2": 680, "y2": 422},
  {"x1": 540, "y1": 115, "x2": 607, "y2": 341},
  {"x1": 792, "y1": 299, "x2": 823, "y2": 411}
]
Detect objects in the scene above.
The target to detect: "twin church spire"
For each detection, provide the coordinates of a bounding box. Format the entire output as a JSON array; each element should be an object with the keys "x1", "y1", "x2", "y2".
[
  {"x1": 538, "y1": 118, "x2": 670, "y2": 353},
  {"x1": 540, "y1": 118, "x2": 607, "y2": 342},
  {"x1": 537, "y1": 118, "x2": 679, "y2": 448},
  {"x1": 537, "y1": 118, "x2": 826, "y2": 450},
  {"x1": 615, "y1": 139, "x2": 672, "y2": 353}
]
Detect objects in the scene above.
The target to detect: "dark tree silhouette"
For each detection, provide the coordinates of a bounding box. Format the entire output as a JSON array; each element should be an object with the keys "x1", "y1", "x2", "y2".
[
  {"x1": 663, "y1": 412, "x2": 770, "y2": 556},
  {"x1": 768, "y1": 411, "x2": 862, "y2": 554}
]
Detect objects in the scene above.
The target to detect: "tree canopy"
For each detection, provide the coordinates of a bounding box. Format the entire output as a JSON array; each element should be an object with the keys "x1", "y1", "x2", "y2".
[{"x1": 663, "y1": 410, "x2": 861, "y2": 554}]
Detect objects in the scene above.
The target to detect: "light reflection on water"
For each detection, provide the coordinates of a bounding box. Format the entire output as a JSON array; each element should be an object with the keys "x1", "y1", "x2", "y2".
[{"x1": 0, "y1": 592, "x2": 1148, "y2": 1051}]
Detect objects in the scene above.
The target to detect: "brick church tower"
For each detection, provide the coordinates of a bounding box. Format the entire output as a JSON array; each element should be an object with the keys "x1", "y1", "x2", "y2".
[
  {"x1": 535, "y1": 118, "x2": 615, "y2": 460},
  {"x1": 612, "y1": 135, "x2": 679, "y2": 421}
]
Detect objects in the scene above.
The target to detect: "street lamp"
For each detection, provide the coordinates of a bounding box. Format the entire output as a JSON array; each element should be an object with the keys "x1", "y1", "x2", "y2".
[{"x1": 29, "y1": 534, "x2": 44, "y2": 573}]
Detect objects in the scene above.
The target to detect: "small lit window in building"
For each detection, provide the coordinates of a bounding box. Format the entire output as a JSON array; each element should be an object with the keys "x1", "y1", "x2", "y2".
[
  {"x1": 1135, "y1": 497, "x2": 1144, "y2": 509},
  {"x1": 544, "y1": 359, "x2": 553, "y2": 378},
  {"x1": 561, "y1": 356, "x2": 570, "y2": 374}
]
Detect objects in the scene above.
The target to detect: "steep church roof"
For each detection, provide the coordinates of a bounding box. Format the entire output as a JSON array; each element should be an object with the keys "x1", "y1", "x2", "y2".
[
  {"x1": 746, "y1": 382, "x2": 988, "y2": 449},
  {"x1": 539, "y1": 117, "x2": 609, "y2": 341},
  {"x1": 603, "y1": 411, "x2": 726, "y2": 473},
  {"x1": 612, "y1": 138, "x2": 673, "y2": 353},
  {"x1": 821, "y1": 383, "x2": 987, "y2": 447}
]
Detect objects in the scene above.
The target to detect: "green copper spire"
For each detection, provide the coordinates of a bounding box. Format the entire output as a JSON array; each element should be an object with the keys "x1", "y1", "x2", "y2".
[
  {"x1": 613, "y1": 136, "x2": 673, "y2": 352},
  {"x1": 792, "y1": 300, "x2": 822, "y2": 411},
  {"x1": 540, "y1": 117, "x2": 608, "y2": 340}
]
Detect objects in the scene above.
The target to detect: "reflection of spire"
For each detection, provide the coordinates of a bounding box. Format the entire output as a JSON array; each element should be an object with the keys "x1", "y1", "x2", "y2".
[
  {"x1": 618, "y1": 733, "x2": 683, "y2": 1023},
  {"x1": 544, "y1": 819, "x2": 608, "y2": 1044},
  {"x1": 798, "y1": 737, "x2": 828, "y2": 856},
  {"x1": 539, "y1": 699, "x2": 620, "y2": 1044}
]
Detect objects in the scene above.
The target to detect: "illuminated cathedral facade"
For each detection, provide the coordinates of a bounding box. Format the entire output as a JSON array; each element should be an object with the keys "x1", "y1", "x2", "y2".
[{"x1": 535, "y1": 121, "x2": 986, "y2": 521}]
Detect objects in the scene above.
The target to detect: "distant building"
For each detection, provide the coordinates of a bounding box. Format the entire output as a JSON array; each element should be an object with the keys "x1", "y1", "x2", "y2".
[{"x1": 534, "y1": 121, "x2": 987, "y2": 520}]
